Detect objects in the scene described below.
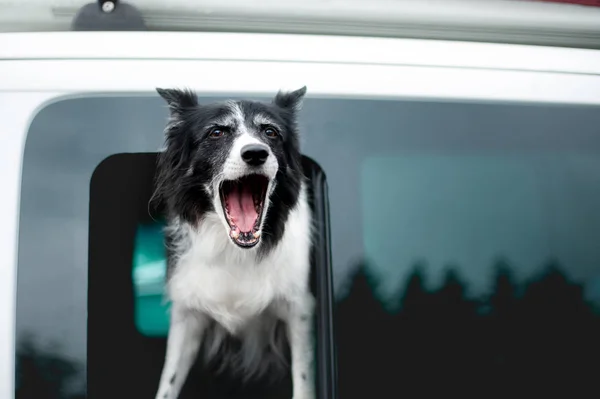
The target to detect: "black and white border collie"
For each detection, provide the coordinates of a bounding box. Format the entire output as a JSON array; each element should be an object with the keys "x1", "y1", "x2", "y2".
[{"x1": 153, "y1": 87, "x2": 315, "y2": 399}]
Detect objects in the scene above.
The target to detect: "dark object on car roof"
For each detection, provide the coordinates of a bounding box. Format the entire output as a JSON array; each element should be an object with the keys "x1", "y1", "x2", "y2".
[{"x1": 72, "y1": 0, "x2": 147, "y2": 31}]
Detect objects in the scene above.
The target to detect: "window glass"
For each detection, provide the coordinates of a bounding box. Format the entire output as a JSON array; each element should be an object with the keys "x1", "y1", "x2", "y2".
[
  {"x1": 132, "y1": 221, "x2": 170, "y2": 337},
  {"x1": 17, "y1": 95, "x2": 600, "y2": 397}
]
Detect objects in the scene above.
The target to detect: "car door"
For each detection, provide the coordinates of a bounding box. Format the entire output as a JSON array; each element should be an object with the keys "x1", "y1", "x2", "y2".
[{"x1": 2, "y1": 31, "x2": 600, "y2": 398}]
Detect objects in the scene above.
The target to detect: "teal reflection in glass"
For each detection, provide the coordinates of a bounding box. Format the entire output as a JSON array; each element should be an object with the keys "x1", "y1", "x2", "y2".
[{"x1": 132, "y1": 221, "x2": 170, "y2": 336}]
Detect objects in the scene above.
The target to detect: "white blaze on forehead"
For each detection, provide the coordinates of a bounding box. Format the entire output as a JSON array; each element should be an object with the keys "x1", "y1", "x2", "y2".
[
  {"x1": 226, "y1": 100, "x2": 246, "y2": 130},
  {"x1": 212, "y1": 113, "x2": 237, "y2": 127},
  {"x1": 253, "y1": 114, "x2": 282, "y2": 131},
  {"x1": 208, "y1": 101, "x2": 246, "y2": 129}
]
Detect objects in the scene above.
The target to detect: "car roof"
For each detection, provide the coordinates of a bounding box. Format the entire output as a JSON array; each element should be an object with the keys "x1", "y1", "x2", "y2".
[{"x1": 1, "y1": 0, "x2": 600, "y2": 49}]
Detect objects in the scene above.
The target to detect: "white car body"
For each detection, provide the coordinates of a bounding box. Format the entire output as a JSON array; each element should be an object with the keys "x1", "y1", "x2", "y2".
[{"x1": 2, "y1": 0, "x2": 600, "y2": 397}]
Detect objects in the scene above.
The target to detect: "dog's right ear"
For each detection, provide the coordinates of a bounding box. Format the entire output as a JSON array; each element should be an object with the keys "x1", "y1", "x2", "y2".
[{"x1": 156, "y1": 88, "x2": 198, "y2": 117}]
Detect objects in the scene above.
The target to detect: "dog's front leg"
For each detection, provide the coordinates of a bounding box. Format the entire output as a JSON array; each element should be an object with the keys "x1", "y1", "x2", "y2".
[
  {"x1": 155, "y1": 303, "x2": 207, "y2": 399},
  {"x1": 286, "y1": 296, "x2": 316, "y2": 399}
]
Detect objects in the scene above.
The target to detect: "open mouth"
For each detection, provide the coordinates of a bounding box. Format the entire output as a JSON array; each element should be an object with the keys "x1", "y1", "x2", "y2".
[{"x1": 219, "y1": 174, "x2": 269, "y2": 248}]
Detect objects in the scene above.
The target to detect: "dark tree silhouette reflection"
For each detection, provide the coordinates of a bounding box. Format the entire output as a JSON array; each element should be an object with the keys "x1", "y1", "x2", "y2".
[
  {"x1": 15, "y1": 334, "x2": 84, "y2": 399},
  {"x1": 15, "y1": 258, "x2": 600, "y2": 398},
  {"x1": 336, "y1": 258, "x2": 600, "y2": 398}
]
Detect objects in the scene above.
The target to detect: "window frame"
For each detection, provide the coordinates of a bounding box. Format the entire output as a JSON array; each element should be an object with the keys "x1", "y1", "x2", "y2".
[{"x1": 2, "y1": 30, "x2": 600, "y2": 398}]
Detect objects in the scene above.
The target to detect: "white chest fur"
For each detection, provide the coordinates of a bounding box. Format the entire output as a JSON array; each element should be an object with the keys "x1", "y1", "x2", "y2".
[{"x1": 167, "y1": 186, "x2": 312, "y2": 335}]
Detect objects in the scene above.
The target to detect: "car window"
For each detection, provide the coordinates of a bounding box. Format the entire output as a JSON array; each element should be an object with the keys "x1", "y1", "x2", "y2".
[{"x1": 16, "y1": 95, "x2": 600, "y2": 397}]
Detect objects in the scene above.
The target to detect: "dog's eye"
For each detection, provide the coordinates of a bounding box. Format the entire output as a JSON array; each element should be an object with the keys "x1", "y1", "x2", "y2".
[
  {"x1": 209, "y1": 128, "x2": 225, "y2": 138},
  {"x1": 264, "y1": 127, "x2": 279, "y2": 138}
]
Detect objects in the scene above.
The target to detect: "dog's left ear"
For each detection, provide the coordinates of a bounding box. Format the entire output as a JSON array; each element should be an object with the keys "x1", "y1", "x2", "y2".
[
  {"x1": 273, "y1": 86, "x2": 307, "y2": 112},
  {"x1": 156, "y1": 88, "x2": 199, "y2": 117}
]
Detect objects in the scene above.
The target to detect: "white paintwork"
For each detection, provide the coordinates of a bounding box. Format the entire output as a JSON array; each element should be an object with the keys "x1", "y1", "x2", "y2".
[
  {"x1": 1, "y1": 30, "x2": 600, "y2": 398},
  {"x1": 2, "y1": 32, "x2": 600, "y2": 75},
  {"x1": 2, "y1": 59, "x2": 600, "y2": 104},
  {"x1": 0, "y1": 91, "x2": 68, "y2": 399}
]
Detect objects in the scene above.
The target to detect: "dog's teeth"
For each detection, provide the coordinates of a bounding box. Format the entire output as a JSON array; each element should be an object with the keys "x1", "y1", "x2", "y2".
[
  {"x1": 231, "y1": 230, "x2": 240, "y2": 239},
  {"x1": 253, "y1": 231, "x2": 261, "y2": 239}
]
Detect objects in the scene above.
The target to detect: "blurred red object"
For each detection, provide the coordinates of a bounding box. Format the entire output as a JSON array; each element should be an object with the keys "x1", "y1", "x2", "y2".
[{"x1": 536, "y1": 0, "x2": 600, "y2": 5}]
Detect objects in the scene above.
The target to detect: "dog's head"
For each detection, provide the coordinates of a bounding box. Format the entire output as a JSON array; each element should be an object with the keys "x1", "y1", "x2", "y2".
[{"x1": 154, "y1": 87, "x2": 306, "y2": 250}]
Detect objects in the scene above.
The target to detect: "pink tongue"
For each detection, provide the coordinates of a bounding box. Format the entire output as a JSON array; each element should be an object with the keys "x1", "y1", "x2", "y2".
[{"x1": 228, "y1": 185, "x2": 258, "y2": 232}]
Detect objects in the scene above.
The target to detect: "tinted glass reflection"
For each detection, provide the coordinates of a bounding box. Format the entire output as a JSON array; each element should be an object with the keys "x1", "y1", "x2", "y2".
[{"x1": 17, "y1": 96, "x2": 600, "y2": 398}]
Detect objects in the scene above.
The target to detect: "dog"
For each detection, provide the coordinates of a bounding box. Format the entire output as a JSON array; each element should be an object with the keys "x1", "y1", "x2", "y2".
[{"x1": 152, "y1": 87, "x2": 315, "y2": 399}]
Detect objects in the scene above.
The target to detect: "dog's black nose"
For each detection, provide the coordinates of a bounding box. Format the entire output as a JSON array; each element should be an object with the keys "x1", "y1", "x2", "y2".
[{"x1": 241, "y1": 144, "x2": 269, "y2": 166}]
